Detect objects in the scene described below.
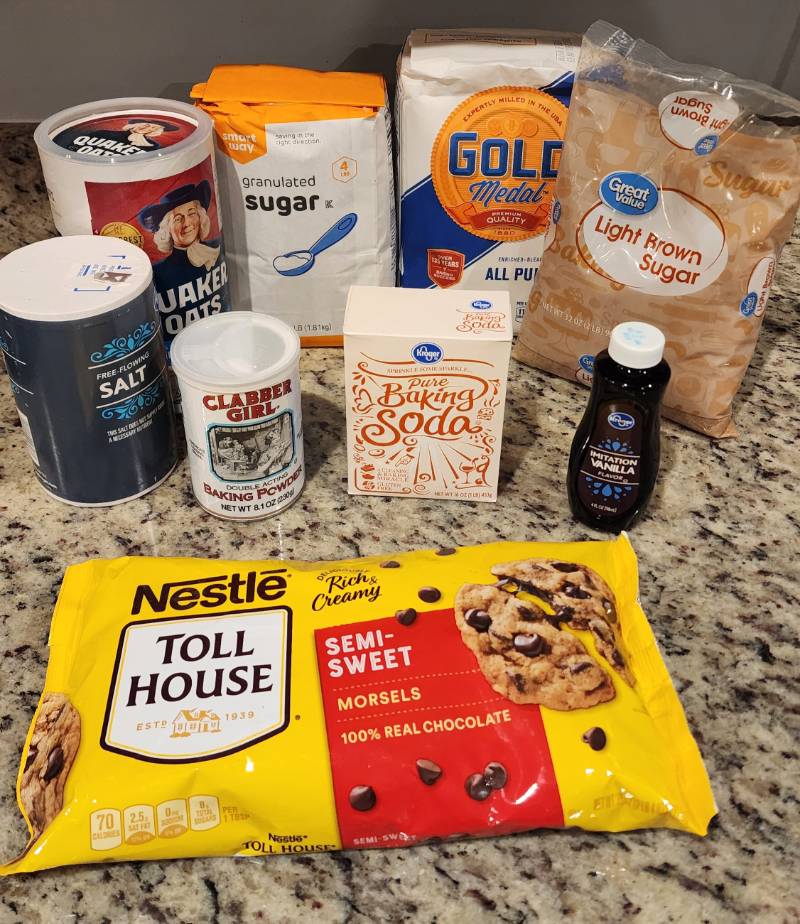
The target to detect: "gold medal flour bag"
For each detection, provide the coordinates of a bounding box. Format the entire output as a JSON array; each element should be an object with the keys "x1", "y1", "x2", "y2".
[
  {"x1": 1, "y1": 537, "x2": 714, "y2": 874},
  {"x1": 514, "y1": 21, "x2": 800, "y2": 437}
]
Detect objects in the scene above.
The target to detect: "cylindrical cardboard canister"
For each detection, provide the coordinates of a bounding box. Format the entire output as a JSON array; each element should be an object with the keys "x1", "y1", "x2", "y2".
[
  {"x1": 0, "y1": 236, "x2": 178, "y2": 506},
  {"x1": 34, "y1": 98, "x2": 232, "y2": 361},
  {"x1": 170, "y1": 313, "x2": 304, "y2": 520}
]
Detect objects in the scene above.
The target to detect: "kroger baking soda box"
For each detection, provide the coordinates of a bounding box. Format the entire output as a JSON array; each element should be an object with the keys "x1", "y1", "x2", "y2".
[
  {"x1": 344, "y1": 286, "x2": 512, "y2": 501},
  {"x1": 397, "y1": 29, "x2": 579, "y2": 330}
]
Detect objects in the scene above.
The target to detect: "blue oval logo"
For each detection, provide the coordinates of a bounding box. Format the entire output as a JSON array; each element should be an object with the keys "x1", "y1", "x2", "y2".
[
  {"x1": 599, "y1": 172, "x2": 658, "y2": 216},
  {"x1": 471, "y1": 300, "x2": 492, "y2": 310},
  {"x1": 412, "y1": 342, "x2": 444, "y2": 364},
  {"x1": 694, "y1": 135, "x2": 718, "y2": 156},
  {"x1": 740, "y1": 292, "x2": 757, "y2": 317},
  {"x1": 579, "y1": 354, "x2": 595, "y2": 374},
  {"x1": 552, "y1": 200, "x2": 562, "y2": 224},
  {"x1": 608, "y1": 412, "x2": 635, "y2": 431}
]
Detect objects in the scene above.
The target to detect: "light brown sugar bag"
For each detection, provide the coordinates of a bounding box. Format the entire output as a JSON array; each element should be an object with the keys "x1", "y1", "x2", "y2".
[{"x1": 514, "y1": 21, "x2": 800, "y2": 437}]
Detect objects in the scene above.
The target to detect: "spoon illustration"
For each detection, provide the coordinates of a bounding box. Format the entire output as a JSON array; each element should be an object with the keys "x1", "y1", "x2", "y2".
[{"x1": 273, "y1": 213, "x2": 358, "y2": 277}]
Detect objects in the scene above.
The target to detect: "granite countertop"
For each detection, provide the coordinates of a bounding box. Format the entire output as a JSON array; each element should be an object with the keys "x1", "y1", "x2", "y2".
[{"x1": 0, "y1": 123, "x2": 798, "y2": 924}]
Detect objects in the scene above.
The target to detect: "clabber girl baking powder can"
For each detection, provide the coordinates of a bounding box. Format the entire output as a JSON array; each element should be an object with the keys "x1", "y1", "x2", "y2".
[{"x1": 170, "y1": 312, "x2": 304, "y2": 520}]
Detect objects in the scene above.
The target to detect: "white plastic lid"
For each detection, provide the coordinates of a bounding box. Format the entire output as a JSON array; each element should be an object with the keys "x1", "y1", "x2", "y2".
[
  {"x1": 608, "y1": 322, "x2": 666, "y2": 369},
  {"x1": 0, "y1": 236, "x2": 152, "y2": 322},
  {"x1": 170, "y1": 312, "x2": 301, "y2": 391},
  {"x1": 34, "y1": 97, "x2": 208, "y2": 167}
]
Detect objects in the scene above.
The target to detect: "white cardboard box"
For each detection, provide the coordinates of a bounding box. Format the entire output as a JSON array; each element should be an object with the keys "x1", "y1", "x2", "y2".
[{"x1": 344, "y1": 286, "x2": 512, "y2": 502}]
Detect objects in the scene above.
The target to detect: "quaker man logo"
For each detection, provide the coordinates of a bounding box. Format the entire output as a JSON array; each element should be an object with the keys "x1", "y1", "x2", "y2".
[{"x1": 102, "y1": 607, "x2": 291, "y2": 763}]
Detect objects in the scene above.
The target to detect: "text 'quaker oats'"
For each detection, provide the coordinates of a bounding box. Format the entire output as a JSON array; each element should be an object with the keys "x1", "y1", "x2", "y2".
[{"x1": 514, "y1": 20, "x2": 800, "y2": 437}]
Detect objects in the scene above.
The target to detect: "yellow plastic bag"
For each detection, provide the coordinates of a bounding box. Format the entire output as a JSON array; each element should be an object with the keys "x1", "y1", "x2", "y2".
[{"x1": 1, "y1": 536, "x2": 714, "y2": 873}]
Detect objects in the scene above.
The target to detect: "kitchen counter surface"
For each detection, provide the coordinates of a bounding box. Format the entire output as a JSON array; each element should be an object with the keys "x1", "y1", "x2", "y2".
[{"x1": 0, "y1": 123, "x2": 798, "y2": 924}]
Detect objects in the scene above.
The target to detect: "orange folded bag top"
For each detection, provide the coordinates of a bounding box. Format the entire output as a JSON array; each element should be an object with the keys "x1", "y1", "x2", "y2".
[{"x1": 192, "y1": 65, "x2": 395, "y2": 346}]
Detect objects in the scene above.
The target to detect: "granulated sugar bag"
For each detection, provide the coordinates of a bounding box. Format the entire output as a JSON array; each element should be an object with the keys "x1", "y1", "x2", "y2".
[
  {"x1": 192, "y1": 66, "x2": 395, "y2": 346},
  {"x1": 514, "y1": 21, "x2": 800, "y2": 437}
]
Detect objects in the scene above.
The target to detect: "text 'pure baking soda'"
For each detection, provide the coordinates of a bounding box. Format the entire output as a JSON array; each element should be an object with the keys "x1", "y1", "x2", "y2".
[
  {"x1": 170, "y1": 313, "x2": 303, "y2": 520},
  {"x1": 344, "y1": 286, "x2": 512, "y2": 502},
  {"x1": 397, "y1": 29, "x2": 580, "y2": 330}
]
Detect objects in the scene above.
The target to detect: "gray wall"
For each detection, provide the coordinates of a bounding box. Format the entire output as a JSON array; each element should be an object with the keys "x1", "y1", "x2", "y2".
[{"x1": 4, "y1": 0, "x2": 800, "y2": 120}]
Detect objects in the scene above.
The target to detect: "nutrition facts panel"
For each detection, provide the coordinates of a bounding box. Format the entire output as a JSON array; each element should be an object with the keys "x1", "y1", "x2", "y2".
[{"x1": 89, "y1": 796, "x2": 220, "y2": 851}]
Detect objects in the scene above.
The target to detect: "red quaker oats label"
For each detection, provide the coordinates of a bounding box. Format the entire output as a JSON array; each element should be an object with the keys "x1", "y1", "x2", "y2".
[{"x1": 577, "y1": 171, "x2": 728, "y2": 296}]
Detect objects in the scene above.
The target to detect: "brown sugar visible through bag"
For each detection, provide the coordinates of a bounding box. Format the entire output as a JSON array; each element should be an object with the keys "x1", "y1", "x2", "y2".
[{"x1": 515, "y1": 79, "x2": 800, "y2": 437}]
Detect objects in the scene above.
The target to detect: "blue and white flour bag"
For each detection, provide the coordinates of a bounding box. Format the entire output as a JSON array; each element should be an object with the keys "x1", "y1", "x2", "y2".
[
  {"x1": 0, "y1": 237, "x2": 177, "y2": 505},
  {"x1": 34, "y1": 98, "x2": 231, "y2": 360},
  {"x1": 396, "y1": 29, "x2": 579, "y2": 331}
]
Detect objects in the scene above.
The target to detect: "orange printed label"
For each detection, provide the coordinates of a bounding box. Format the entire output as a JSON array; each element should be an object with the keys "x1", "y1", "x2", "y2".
[{"x1": 431, "y1": 87, "x2": 568, "y2": 243}]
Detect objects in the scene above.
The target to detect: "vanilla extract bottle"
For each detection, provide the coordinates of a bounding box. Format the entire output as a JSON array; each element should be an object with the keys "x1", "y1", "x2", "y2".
[{"x1": 567, "y1": 322, "x2": 671, "y2": 532}]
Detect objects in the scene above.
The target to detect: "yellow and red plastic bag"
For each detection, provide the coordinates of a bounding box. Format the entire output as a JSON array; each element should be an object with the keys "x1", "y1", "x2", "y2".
[{"x1": 1, "y1": 536, "x2": 714, "y2": 873}]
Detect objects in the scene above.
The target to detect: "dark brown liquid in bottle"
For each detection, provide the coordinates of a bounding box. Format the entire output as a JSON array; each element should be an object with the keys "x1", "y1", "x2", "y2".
[{"x1": 567, "y1": 350, "x2": 670, "y2": 532}]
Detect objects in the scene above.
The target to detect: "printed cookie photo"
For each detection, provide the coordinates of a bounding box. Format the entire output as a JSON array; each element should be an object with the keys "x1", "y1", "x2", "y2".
[
  {"x1": 454, "y1": 559, "x2": 633, "y2": 710},
  {"x1": 18, "y1": 693, "x2": 81, "y2": 854}
]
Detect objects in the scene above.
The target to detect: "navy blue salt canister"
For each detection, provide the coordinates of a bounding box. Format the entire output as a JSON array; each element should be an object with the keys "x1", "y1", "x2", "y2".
[{"x1": 0, "y1": 236, "x2": 177, "y2": 505}]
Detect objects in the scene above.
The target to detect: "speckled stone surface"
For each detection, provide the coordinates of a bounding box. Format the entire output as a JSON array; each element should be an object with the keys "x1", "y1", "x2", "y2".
[{"x1": 0, "y1": 123, "x2": 798, "y2": 924}]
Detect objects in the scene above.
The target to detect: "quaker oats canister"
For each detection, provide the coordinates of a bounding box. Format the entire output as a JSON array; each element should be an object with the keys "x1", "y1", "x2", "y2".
[
  {"x1": 34, "y1": 98, "x2": 231, "y2": 359},
  {"x1": 170, "y1": 312, "x2": 304, "y2": 520},
  {"x1": 0, "y1": 236, "x2": 177, "y2": 506}
]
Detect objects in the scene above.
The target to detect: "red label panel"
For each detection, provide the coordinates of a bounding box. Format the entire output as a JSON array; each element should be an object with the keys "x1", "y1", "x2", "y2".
[{"x1": 315, "y1": 609, "x2": 563, "y2": 849}]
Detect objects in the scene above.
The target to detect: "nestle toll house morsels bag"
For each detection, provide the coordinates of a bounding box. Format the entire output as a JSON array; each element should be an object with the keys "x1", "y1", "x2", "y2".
[
  {"x1": 514, "y1": 21, "x2": 800, "y2": 437},
  {"x1": 192, "y1": 66, "x2": 395, "y2": 345},
  {"x1": 396, "y1": 29, "x2": 580, "y2": 331}
]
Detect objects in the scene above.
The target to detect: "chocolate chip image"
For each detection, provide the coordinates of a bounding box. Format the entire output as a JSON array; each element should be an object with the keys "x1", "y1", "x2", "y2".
[
  {"x1": 465, "y1": 608, "x2": 491, "y2": 631},
  {"x1": 483, "y1": 762, "x2": 507, "y2": 789},
  {"x1": 349, "y1": 785, "x2": 376, "y2": 811},
  {"x1": 395, "y1": 608, "x2": 417, "y2": 626},
  {"x1": 416, "y1": 759, "x2": 442, "y2": 786},
  {"x1": 43, "y1": 746, "x2": 64, "y2": 782},
  {"x1": 552, "y1": 562, "x2": 579, "y2": 572},
  {"x1": 554, "y1": 604, "x2": 574, "y2": 622},
  {"x1": 513, "y1": 633, "x2": 548, "y2": 657},
  {"x1": 581, "y1": 727, "x2": 607, "y2": 751},
  {"x1": 465, "y1": 773, "x2": 492, "y2": 801},
  {"x1": 602, "y1": 597, "x2": 617, "y2": 623},
  {"x1": 435, "y1": 548, "x2": 456, "y2": 556},
  {"x1": 570, "y1": 661, "x2": 593, "y2": 674},
  {"x1": 563, "y1": 582, "x2": 591, "y2": 599},
  {"x1": 380, "y1": 560, "x2": 401, "y2": 569},
  {"x1": 418, "y1": 586, "x2": 441, "y2": 603},
  {"x1": 19, "y1": 693, "x2": 81, "y2": 855}
]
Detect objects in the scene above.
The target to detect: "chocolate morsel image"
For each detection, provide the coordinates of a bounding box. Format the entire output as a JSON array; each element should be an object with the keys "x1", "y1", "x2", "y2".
[
  {"x1": 464, "y1": 608, "x2": 491, "y2": 631},
  {"x1": 43, "y1": 746, "x2": 64, "y2": 782},
  {"x1": 465, "y1": 772, "x2": 493, "y2": 801},
  {"x1": 418, "y1": 586, "x2": 441, "y2": 603},
  {"x1": 416, "y1": 759, "x2": 443, "y2": 785},
  {"x1": 563, "y1": 582, "x2": 591, "y2": 599},
  {"x1": 380, "y1": 560, "x2": 401, "y2": 569},
  {"x1": 395, "y1": 608, "x2": 417, "y2": 626},
  {"x1": 349, "y1": 785, "x2": 376, "y2": 811},
  {"x1": 581, "y1": 727, "x2": 607, "y2": 751},
  {"x1": 435, "y1": 548, "x2": 456, "y2": 556},
  {"x1": 513, "y1": 633, "x2": 548, "y2": 657},
  {"x1": 483, "y1": 762, "x2": 508, "y2": 789},
  {"x1": 552, "y1": 562, "x2": 579, "y2": 573}
]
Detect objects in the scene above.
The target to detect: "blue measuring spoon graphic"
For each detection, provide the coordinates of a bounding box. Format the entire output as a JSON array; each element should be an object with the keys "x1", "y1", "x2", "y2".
[{"x1": 272, "y1": 213, "x2": 358, "y2": 277}]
